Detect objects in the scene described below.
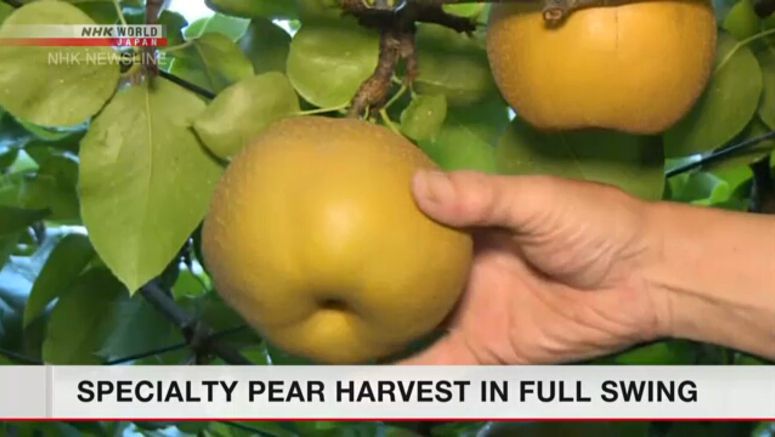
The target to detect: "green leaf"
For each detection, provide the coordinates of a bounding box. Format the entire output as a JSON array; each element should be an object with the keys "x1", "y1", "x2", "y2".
[
  {"x1": 400, "y1": 94, "x2": 447, "y2": 141},
  {"x1": 0, "y1": 113, "x2": 33, "y2": 149},
  {"x1": 0, "y1": 233, "x2": 20, "y2": 270},
  {"x1": 72, "y1": 1, "x2": 120, "y2": 24},
  {"x1": 42, "y1": 268, "x2": 125, "y2": 364},
  {"x1": 287, "y1": 22, "x2": 379, "y2": 108},
  {"x1": 97, "y1": 295, "x2": 183, "y2": 361},
  {"x1": 24, "y1": 233, "x2": 94, "y2": 327},
  {"x1": 703, "y1": 117, "x2": 775, "y2": 172},
  {"x1": 239, "y1": 17, "x2": 291, "y2": 74},
  {"x1": 758, "y1": 48, "x2": 775, "y2": 129},
  {"x1": 442, "y1": 3, "x2": 487, "y2": 19},
  {"x1": 207, "y1": 421, "x2": 297, "y2": 437},
  {"x1": 414, "y1": 24, "x2": 496, "y2": 106},
  {"x1": 419, "y1": 113, "x2": 497, "y2": 173},
  {"x1": 668, "y1": 171, "x2": 732, "y2": 205},
  {"x1": 612, "y1": 341, "x2": 696, "y2": 365},
  {"x1": 297, "y1": 0, "x2": 342, "y2": 23},
  {"x1": 159, "y1": 10, "x2": 188, "y2": 47},
  {"x1": 736, "y1": 352, "x2": 769, "y2": 365},
  {"x1": 418, "y1": 97, "x2": 509, "y2": 173},
  {"x1": 432, "y1": 422, "x2": 488, "y2": 437},
  {"x1": 478, "y1": 422, "x2": 649, "y2": 437},
  {"x1": 171, "y1": 265, "x2": 209, "y2": 299},
  {"x1": 0, "y1": 148, "x2": 17, "y2": 172},
  {"x1": 497, "y1": 117, "x2": 665, "y2": 200},
  {"x1": 722, "y1": 0, "x2": 760, "y2": 40},
  {"x1": 714, "y1": 0, "x2": 739, "y2": 22},
  {"x1": 0, "y1": 206, "x2": 48, "y2": 236},
  {"x1": 17, "y1": 150, "x2": 80, "y2": 221},
  {"x1": 205, "y1": 0, "x2": 298, "y2": 19},
  {"x1": 664, "y1": 32, "x2": 763, "y2": 157},
  {"x1": 0, "y1": 1, "x2": 120, "y2": 127},
  {"x1": 238, "y1": 343, "x2": 270, "y2": 365},
  {"x1": 194, "y1": 72, "x2": 300, "y2": 159},
  {"x1": 0, "y1": 172, "x2": 27, "y2": 209},
  {"x1": 176, "y1": 292, "x2": 261, "y2": 350},
  {"x1": 266, "y1": 342, "x2": 314, "y2": 365},
  {"x1": 183, "y1": 12, "x2": 250, "y2": 41},
  {"x1": 0, "y1": 2, "x2": 12, "y2": 24},
  {"x1": 18, "y1": 120, "x2": 80, "y2": 142},
  {"x1": 79, "y1": 79, "x2": 223, "y2": 293},
  {"x1": 168, "y1": 32, "x2": 254, "y2": 93}
]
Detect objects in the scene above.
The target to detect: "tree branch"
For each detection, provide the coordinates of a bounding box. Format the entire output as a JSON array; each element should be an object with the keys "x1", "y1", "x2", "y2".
[
  {"x1": 347, "y1": 0, "x2": 624, "y2": 25},
  {"x1": 104, "y1": 340, "x2": 189, "y2": 365},
  {"x1": 342, "y1": 0, "x2": 474, "y2": 118},
  {"x1": 342, "y1": 0, "x2": 619, "y2": 117},
  {"x1": 143, "y1": 0, "x2": 168, "y2": 79},
  {"x1": 159, "y1": 70, "x2": 216, "y2": 99},
  {"x1": 348, "y1": 28, "x2": 407, "y2": 118},
  {"x1": 104, "y1": 325, "x2": 247, "y2": 365},
  {"x1": 140, "y1": 282, "x2": 252, "y2": 365},
  {"x1": 665, "y1": 130, "x2": 775, "y2": 178}
]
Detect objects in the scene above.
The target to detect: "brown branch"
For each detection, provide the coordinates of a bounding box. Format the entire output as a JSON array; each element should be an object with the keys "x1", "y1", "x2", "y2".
[
  {"x1": 399, "y1": 30, "x2": 419, "y2": 85},
  {"x1": 348, "y1": 28, "x2": 408, "y2": 117},
  {"x1": 141, "y1": 282, "x2": 252, "y2": 365},
  {"x1": 341, "y1": 0, "x2": 612, "y2": 118},
  {"x1": 342, "y1": 1, "x2": 471, "y2": 118},
  {"x1": 342, "y1": 0, "x2": 618, "y2": 25},
  {"x1": 143, "y1": 0, "x2": 169, "y2": 80}
]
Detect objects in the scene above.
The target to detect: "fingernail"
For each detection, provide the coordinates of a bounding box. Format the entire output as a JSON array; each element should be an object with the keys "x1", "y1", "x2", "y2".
[{"x1": 414, "y1": 170, "x2": 453, "y2": 205}]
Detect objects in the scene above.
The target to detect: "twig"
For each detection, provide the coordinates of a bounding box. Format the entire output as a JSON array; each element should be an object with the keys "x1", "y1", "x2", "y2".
[
  {"x1": 140, "y1": 282, "x2": 252, "y2": 365},
  {"x1": 665, "y1": 130, "x2": 775, "y2": 178},
  {"x1": 104, "y1": 340, "x2": 189, "y2": 365},
  {"x1": 105, "y1": 324, "x2": 247, "y2": 365},
  {"x1": 159, "y1": 70, "x2": 216, "y2": 100},
  {"x1": 141, "y1": 282, "x2": 192, "y2": 327},
  {"x1": 0, "y1": 347, "x2": 42, "y2": 365}
]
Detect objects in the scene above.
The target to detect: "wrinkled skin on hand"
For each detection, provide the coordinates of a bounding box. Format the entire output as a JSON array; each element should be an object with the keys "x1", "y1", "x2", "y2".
[{"x1": 402, "y1": 171, "x2": 667, "y2": 364}]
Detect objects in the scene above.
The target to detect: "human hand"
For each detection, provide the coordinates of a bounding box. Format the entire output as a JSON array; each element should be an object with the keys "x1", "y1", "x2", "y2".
[{"x1": 402, "y1": 171, "x2": 670, "y2": 364}]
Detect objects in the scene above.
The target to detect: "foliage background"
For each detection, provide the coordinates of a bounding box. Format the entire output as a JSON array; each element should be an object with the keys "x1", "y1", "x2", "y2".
[{"x1": 0, "y1": 0, "x2": 773, "y2": 435}]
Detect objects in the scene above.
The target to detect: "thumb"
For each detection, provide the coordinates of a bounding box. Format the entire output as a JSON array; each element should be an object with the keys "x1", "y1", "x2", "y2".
[{"x1": 412, "y1": 170, "x2": 538, "y2": 229}]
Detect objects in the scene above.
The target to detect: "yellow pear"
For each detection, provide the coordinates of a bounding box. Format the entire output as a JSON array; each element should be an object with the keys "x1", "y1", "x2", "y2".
[
  {"x1": 487, "y1": 0, "x2": 717, "y2": 134},
  {"x1": 202, "y1": 116, "x2": 473, "y2": 363}
]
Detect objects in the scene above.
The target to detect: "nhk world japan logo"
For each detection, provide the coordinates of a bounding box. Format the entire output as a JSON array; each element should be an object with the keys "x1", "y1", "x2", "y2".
[{"x1": 0, "y1": 24, "x2": 167, "y2": 47}]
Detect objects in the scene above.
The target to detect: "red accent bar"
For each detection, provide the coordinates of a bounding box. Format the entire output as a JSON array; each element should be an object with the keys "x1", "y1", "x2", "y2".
[
  {"x1": 0, "y1": 37, "x2": 169, "y2": 47},
  {"x1": 0, "y1": 418, "x2": 773, "y2": 422}
]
